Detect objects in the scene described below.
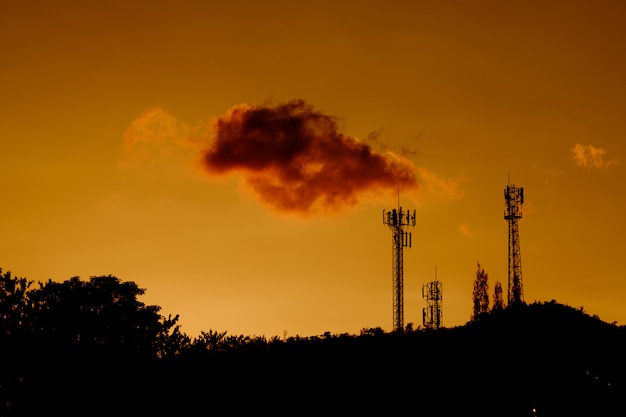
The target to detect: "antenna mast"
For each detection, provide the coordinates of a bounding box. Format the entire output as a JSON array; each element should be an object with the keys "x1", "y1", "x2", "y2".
[
  {"x1": 382, "y1": 202, "x2": 416, "y2": 332},
  {"x1": 422, "y1": 268, "x2": 443, "y2": 330},
  {"x1": 504, "y1": 182, "x2": 524, "y2": 305}
]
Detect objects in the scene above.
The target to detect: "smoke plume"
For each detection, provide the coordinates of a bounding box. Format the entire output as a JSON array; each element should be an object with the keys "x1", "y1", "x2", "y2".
[{"x1": 201, "y1": 100, "x2": 419, "y2": 215}]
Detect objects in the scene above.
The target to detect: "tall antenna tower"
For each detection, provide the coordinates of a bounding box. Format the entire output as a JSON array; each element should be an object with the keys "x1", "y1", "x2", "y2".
[
  {"x1": 504, "y1": 183, "x2": 524, "y2": 305},
  {"x1": 382, "y1": 203, "x2": 416, "y2": 332},
  {"x1": 422, "y1": 268, "x2": 443, "y2": 330}
]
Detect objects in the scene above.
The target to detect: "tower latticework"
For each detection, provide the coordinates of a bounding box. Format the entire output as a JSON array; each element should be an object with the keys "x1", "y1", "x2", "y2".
[
  {"x1": 504, "y1": 184, "x2": 524, "y2": 305},
  {"x1": 422, "y1": 279, "x2": 443, "y2": 330},
  {"x1": 383, "y1": 206, "x2": 415, "y2": 332}
]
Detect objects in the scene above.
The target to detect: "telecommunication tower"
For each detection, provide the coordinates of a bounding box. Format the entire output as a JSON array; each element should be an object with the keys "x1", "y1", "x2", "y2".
[
  {"x1": 382, "y1": 205, "x2": 416, "y2": 332},
  {"x1": 504, "y1": 183, "x2": 524, "y2": 305},
  {"x1": 422, "y1": 269, "x2": 443, "y2": 330}
]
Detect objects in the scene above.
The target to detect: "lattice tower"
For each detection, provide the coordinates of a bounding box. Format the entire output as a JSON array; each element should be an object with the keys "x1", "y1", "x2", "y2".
[
  {"x1": 504, "y1": 184, "x2": 524, "y2": 305},
  {"x1": 422, "y1": 277, "x2": 443, "y2": 330},
  {"x1": 382, "y1": 206, "x2": 416, "y2": 332}
]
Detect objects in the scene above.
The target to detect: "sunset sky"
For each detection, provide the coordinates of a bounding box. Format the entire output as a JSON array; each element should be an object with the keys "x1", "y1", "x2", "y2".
[{"x1": 2, "y1": 0, "x2": 625, "y2": 338}]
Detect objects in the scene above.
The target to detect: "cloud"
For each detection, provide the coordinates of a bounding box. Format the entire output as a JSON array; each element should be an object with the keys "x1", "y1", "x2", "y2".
[
  {"x1": 200, "y1": 99, "x2": 420, "y2": 216},
  {"x1": 416, "y1": 167, "x2": 466, "y2": 202},
  {"x1": 124, "y1": 108, "x2": 192, "y2": 150},
  {"x1": 120, "y1": 107, "x2": 200, "y2": 168},
  {"x1": 571, "y1": 144, "x2": 620, "y2": 170},
  {"x1": 122, "y1": 99, "x2": 467, "y2": 217},
  {"x1": 458, "y1": 224, "x2": 473, "y2": 237},
  {"x1": 532, "y1": 164, "x2": 565, "y2": 185}
]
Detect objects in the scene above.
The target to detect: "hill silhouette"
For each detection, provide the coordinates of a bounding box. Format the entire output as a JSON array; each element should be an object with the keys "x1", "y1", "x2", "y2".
[{"x1": 1, "y1": 270, "x2": 624, "y2": 416}]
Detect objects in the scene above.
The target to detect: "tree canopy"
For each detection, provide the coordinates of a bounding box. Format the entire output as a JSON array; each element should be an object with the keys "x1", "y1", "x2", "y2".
[{"x1": 472, "y1": 262, "x2": 490, "y2": 320}]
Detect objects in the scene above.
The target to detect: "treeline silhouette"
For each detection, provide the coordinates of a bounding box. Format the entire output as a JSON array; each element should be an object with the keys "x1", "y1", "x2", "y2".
[{"x1": 1, "y1": 269, "x2": 625, "y2": 416}]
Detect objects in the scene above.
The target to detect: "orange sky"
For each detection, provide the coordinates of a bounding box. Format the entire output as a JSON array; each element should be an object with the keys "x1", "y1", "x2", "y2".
[{"x1": 2, "y1": 0, "x2": 625, "y2": 338}]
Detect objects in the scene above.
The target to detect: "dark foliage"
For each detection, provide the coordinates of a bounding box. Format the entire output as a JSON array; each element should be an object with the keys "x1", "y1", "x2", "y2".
[
  {"x1": 0, "y1": 270, "x2": 181, "y2": 416},
  {"x1": 493, "y1": 280, "x2": 505, "y2": 311},
  {"x1": 1, "y1": 268, "x2": 625, "y2": 416},
  {"x1": 472, "y1": 262, "x2": 489, "y2": 320}
]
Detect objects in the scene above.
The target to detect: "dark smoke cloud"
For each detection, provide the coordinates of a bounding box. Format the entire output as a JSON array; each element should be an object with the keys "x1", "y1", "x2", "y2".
[{"x1": 201, "y1": 99, "x2": 419, "y2": 216}]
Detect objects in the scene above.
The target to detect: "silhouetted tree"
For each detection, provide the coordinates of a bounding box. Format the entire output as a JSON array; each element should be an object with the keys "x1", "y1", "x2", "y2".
[
  {"x1": 27, "y1": 275, "x2": 179, "y2": 359},
  {"x1": 1, "y1": 274, "x2": 189, "y2": 415},
  {"x1": 0, "y1": 269, "x2": 32, "y2": 336},
  {"x1": 191, "y1": 329, "x2": 229, "y2": 354},
  {"x1": 492, "y1": 281, "x2": 504, "y2": 311},
  {"x1": 472, "y1": 262, "x2": 489, "y2": 320},
  {"x1": 0, "y1": 269, "x2": 34, "y2": 415},
  {"x1": 156, "y1": 313, "x2": 190, "y2": 358},
  {"x1": 360, "y1": 327, "x2": 385, "y2": 336}
]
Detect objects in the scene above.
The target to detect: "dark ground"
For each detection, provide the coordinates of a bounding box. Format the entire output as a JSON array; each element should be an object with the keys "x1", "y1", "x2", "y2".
[{"x1": 4, "y1": 301, "x2": 625, "y2": 416}]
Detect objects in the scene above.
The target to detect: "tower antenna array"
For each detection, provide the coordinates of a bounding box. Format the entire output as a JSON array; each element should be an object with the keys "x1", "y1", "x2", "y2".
[
  {"x1": 382, "y1": 203, "x2": 416, "y2": 332},
  {"x1": 422, "y1": 267, "x2": 443, "y2": 329},
  {"x1": 504, "y1": 182, "x2": 524, "y2": 305}
]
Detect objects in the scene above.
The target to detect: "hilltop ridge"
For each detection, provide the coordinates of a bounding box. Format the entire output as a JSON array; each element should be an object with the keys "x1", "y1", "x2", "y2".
[{"x1": 1, "y1": 269, "x2": 624, "y2": 416}]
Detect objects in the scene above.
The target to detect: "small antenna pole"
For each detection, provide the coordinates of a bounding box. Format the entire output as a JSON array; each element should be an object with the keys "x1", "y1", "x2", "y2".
[{"x1": 422, "y1": 268, "x2": 443, "y2": 330}]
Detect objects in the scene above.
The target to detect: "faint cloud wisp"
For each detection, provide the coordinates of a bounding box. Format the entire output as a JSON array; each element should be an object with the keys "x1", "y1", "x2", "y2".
[
  {"x1": 417, "y1": 167, "x2": 466, "y2": 202},
  {"x1": 121, "y1": 107, "x2": 201, "y2": 169},
  {"x1": 458, "y1": 224, "x2": 473, "y2": 237},
  {"x1": 571, "y1": 143, "x2": 621, "y2": 170}
]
